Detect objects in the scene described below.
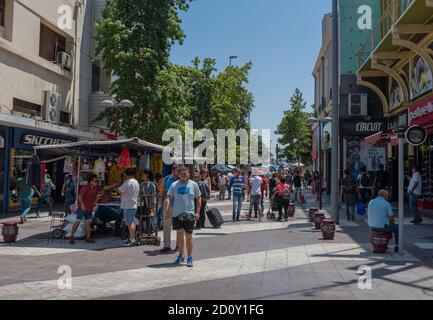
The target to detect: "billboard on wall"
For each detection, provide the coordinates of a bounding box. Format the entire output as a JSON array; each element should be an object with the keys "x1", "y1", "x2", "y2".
[
  {"x1": 410, "y1": 56, "x2": 433, "y2": 100},
  {"x1": 339, "y1": 0, "x2": 380, "y2": 75},
  {"x1": 390, "y1": 80, "x2": 403, "y2": 111}
]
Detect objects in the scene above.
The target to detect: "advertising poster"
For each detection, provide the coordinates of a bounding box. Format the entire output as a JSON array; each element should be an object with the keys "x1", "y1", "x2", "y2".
[
  {"x1": 411, "y1": 56, "x2": 433, "y2": 100},
  {"x1": 362, "y1": 147, "x2": 386, "y2": 172},
  {"x1": 346, "y1": 138, "x2": 365, "y2": 181}
]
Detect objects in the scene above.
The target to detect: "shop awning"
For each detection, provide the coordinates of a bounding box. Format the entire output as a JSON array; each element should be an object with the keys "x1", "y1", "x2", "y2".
[
  {"x1": 34, "y1": 138, "x2": 166, "y2": 163},
  {"x1": 362, "y1": 132, "x2": 387, "y2": 145}
]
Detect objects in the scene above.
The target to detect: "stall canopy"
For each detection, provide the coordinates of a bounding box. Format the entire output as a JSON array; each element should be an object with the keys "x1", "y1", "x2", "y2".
[{"x1": 34, "y1": 138, "x2": 166, "y2": 163}]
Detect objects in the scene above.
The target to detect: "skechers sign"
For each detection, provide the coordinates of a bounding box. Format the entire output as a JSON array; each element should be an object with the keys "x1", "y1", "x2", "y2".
[
  {"x1": 340, "y1": 119, "x2": 387, "y2": 136},
  {"x1": 21, "y1": 135, "x2": 73, "y2": 146},
  {"x1": 405, "y1": 125, "x2": 427, "y2": 146}
]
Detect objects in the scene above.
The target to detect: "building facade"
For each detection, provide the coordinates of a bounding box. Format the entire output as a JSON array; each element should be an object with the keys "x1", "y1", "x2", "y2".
[
  {"x1": 0, "y1": 0, "x2": 112, "y2": 213},
  {"x1": 312, "y1": 0, "x2": 386, "y2": 194},
  {"x1": 357, "y1": 0, "x2": 433, "y2": 205}
]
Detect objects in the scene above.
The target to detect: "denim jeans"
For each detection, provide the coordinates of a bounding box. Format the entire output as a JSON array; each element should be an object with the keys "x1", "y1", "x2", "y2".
[
  {"x1": 249, "y1": 194, "x2": 261, "y2": 215},
  {"x1": 409, "y1": 192, "x2": 421, "y2": 220},
  {"x1": 156, "y1": 207, "x2": 164, "y2": 230},
  {"x1": 232, "y1": 193, "x2": 243, "y2": 220},
  {"x1": 294, "y1": 187, "x2": 302, "y2": 201},
  {"x1": 20, "y1": 198, "x2": 32, "y2": 217},
  {"x1": 36, "y1": 197, "x2": 53, "y2": 216}
]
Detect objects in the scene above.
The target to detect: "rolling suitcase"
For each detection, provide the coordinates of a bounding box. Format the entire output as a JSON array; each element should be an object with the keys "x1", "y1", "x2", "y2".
[{"x1": 206, "y1": 207, "x2": 224, "y2": 228}]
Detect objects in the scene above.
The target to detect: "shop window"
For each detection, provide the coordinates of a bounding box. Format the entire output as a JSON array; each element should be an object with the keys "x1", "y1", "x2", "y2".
[
  {"x1": 9, "y1": 149, "x2": 39, "y2": 210},
  {"x1": 39, "y1": 23, "x2": 66, "y2": 62},
  {"x1": 12, "y1": 98, "x2": 42, "y2": 118},
  {"x1": 59, "y1": 111, "x2": 70, "y2": 124}
]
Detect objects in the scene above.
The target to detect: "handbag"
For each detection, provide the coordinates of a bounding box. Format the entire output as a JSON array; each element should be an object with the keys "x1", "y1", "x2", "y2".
[{"x1": 356, "y1": 200, "x2": 366, "y2": 216}]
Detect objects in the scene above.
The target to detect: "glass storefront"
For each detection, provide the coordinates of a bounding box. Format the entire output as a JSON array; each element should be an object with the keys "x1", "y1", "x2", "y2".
[{"x1": 9, "y1": 148, "x2": 39, "y2": 210}]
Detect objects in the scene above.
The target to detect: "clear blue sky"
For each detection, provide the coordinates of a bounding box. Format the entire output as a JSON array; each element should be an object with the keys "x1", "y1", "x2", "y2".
[{"x1": 170, "y1": 0, "x2": 332, "y2": 150}]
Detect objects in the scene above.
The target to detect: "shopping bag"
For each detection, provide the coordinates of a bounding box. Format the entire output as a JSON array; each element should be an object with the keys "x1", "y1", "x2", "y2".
[
  {"x1": 356, "y1": 200, "x2": 366, "y2": 216},
  {"x1": 70, "y1": 203, "x2": 78, "y2": 216}
]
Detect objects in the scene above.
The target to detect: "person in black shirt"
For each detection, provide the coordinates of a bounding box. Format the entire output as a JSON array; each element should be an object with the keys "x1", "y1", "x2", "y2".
[
  {"x1": 292, "y1": 171, "x2": 302, "y2": 202},
  {"x1": 269, "y1": 173, "x2": 277, "y2": 201},
  {"x1": 373, "y1": 164, "x2": 389, "y2": 197}
]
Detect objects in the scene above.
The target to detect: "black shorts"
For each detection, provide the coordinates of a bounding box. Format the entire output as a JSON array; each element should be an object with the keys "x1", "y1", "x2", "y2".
[{"x1": 173, "y1": 217, "x2": 195, "y2": 234}]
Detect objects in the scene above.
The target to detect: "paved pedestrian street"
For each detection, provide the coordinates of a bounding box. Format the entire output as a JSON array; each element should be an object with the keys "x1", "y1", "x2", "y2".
[{"x1": 1, "y1": 192, "x2": 433, "y2": 300}]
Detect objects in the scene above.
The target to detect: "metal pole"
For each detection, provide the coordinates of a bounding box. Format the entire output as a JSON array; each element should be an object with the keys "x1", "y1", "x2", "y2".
[
  {"x1": 331, "y1": 0, "x2": 340, "y2": 224},
  {"x1": 319, "y1": 122, "x2": 323, "y2": 210},
  {"x1": 397, "y1": 130, "x2": 405, "y2": 254}
]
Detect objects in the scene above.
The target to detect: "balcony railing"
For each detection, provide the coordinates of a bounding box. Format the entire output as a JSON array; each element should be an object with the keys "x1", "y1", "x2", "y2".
[{"x1": 357, "y1": 0, "x2": 415, "y2": 69}]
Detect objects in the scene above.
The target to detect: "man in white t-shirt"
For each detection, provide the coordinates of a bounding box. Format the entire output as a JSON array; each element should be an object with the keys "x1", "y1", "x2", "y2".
[
  {"x1": 227, "y1": 171, "x2": 234, "y2": 200},
  {"x1": 408, "y1": 165, "x2": 423, "y2": 225},
  {"x1": 247, "y1": 174, "x2": 263, "y2": 220},
  {"x1": 218, "y1": 173, "x2": 228, "y2": 200},
  {"x1": 118, "y1": 168, "x2": 140, "y2": 247}
]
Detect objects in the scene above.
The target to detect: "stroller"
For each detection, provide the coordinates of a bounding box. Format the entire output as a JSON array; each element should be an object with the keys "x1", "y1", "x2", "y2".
[
  {"x1": 134, "y1": 194, "x2": 161, "y2": 246},
  {"x1": 267, "y1": 193, "x2": 280, "y2": 221}
]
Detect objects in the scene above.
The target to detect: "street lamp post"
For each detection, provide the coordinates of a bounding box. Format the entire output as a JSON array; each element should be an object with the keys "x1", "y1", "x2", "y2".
[
  {"x1": 100, "y1": 99, "x2": 134, "y2": 139},
  {"x1": 229, "y1": 56, "x2": 238, "y2": 66},
  {"x1": 396, "y1": 128, "x2": 405, "y2": 255}
]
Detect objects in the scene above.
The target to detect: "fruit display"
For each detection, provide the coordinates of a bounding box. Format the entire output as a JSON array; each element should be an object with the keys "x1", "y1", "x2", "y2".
[{"x1": 107, "y1": 164, "x2": 125, "y2": 185}]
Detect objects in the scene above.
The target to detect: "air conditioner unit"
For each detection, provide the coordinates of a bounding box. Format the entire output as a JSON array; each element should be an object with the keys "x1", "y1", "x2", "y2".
[
  {"x1": 42, "y1": 91, "x2": 61, "y2": 123},
  {"x1": 348, "y1": 93, "x2": 368, "y2": 117},
  {"x1": 56, "y1": 52, "x2": 73, "y2": 71}
]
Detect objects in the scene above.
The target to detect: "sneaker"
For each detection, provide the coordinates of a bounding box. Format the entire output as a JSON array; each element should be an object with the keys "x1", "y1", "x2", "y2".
[
  {"x1": 85, "y1": 238, "x2": 96, "y2": 244},
  {"x1": 35, "y1": 214, "x2": 40, "y2": 219},
  {"x1": 69, "y1": 236, "x2": 76, "y2": 245},
  {"x1": 175, "y1": 256, "x2": 187, "y2": 265},
  {"x1": 187, "y1": 257, "x2": 194, "y2": 268},
  {"x1": 414, "y1": 218, "x2": 423, "y2": 225},
  {"x1": 159, "y1": 247, "x2": 171, "y2": 253}
]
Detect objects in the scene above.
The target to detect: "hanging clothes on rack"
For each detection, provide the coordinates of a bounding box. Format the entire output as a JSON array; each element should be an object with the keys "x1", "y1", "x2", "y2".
[
  {"x1": 139, "y1": 152, "x2": 151, "y2": 172},
  {"x1": 93, "y1": 158, "x2": 106, "y2": 182},
  {"x1": 151, "y1": 154, "x2": 163, "y2": 176},
  {"x1": 118, "y1": 146, "x2": 132, "y2": 168},
  {"x1": 25, "y1": 162, "x2": 43, "y2": 186},
  {"x1": 63, "y1": 156, "x2": 73, "y2": 173}
]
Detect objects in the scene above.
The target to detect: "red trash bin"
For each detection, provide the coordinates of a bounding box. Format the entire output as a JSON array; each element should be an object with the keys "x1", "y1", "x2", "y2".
[
  {"x1": 313, "y1": 212, "x2": 325, "y2": 230},
  {"x1": 321, "y1": 219, "x2": 336, "y2": 240},
  {"x1": 2, "y1": 221, "x2": 19, "y2": 243},
  {"x1": 309, "y1": 207, "x2": 319, "y2": 222},
  {"x1": 370, "y1": 230, "x2": 392, "y2": 254}
]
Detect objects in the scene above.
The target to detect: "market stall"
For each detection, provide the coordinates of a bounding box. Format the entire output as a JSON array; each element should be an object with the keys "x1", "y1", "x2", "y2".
[{"x1": 33, "y1": 138, "x2": 167, "y2": 239}]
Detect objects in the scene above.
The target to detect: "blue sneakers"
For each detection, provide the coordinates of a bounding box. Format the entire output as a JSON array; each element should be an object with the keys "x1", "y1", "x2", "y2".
[
  {"x1": 175, "y1": 256, "x2": 186, "y2": 265},
  {"x1": 187, "y1": 257, "x2": 193, "y2": 268}
]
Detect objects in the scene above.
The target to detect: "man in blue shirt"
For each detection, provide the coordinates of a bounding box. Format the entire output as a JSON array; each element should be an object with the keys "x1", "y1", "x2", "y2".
[
  {"x1": 167, "y1": 167, "x2": 201, "y2": 267},
  {"x1": 230, "y1": 169, "x2": 244, "y2": 222},
  {"x1": 367, "y1": 190, "x2": 399, "y2": 252},
  {"x1": 160, "y1": 165, "x2": 180, "y2": 253}
]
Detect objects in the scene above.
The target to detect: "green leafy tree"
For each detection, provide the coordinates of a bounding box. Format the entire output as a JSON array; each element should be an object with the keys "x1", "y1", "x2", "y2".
[
  {"x1": 94, "y1": 0, "x2": 191, "y2": 139},
  {"x1": 275, "y1": 89, "x2": 313, "y2": 164}
]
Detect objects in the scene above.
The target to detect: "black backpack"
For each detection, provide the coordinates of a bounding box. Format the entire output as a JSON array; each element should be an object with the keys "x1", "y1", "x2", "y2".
[
  {"x1": 198, "y1": 181, "x2": 211, "y2": 201},
  {"x1": 360, "y1": 173, "x2": 371, "y2": 187}
]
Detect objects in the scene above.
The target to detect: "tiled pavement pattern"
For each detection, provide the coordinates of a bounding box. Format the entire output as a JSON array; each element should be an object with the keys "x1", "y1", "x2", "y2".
[{"x1": 0, "y1": 191, "x2": 432, "y2": 300}]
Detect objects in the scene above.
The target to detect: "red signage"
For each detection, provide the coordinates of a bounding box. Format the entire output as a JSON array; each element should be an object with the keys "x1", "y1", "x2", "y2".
[{"x1": 409, "y1": 95, "x2": 433, "y2": 126}]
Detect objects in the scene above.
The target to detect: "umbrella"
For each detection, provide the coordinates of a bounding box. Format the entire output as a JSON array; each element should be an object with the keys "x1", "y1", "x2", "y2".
[
  {"x1": 279, "y1": 162, "x2": 292, "y2": 168},
  {"x1": 251, "y1": 167, "x2": 269, "y2": 176},
  {"x1": 291, "y1": 162, "x2": 305, "y2": 168},
  {"x1": 211, "y1": 164, "x2": 231, "y2": 172}
]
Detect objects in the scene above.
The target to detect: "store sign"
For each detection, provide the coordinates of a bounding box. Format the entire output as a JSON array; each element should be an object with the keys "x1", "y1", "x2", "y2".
[
  {"x1": 405, "y1": 125, "x2": 428, "y2": 146},
  {"x1": 340, "y1": 119, "x2": 387, "y2": 136},
  {"x1": 21, "y1": 135, "x2": 73, "y2": 146},
  {"x1": 409, "y1": 95, "x2": 433, "y2": 126},
  {"x1": 389, "y1": 110, "x2": 408, "y2": 131}
]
